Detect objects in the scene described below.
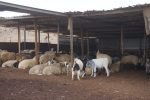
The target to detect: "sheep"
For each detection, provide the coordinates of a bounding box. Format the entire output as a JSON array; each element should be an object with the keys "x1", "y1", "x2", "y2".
[
  {"x1": 96, "y1": 50, "x2": 112, "y2": 65},
  {"x1": 29, "y1": 60, "x2": 55, "y2": 75},
  {"x1": 18, "y1": 57, "x2": 36, "y2": 69},
  {"x1": 16, "y1": 53, "x2": 33, "y2": 61},
  {"x1": 54, "y1": 54, "x2": 70, "y2": 62},
  {"x1": 42, "y1": 63, "x2": 67, "y2": 75},
  {"x1": 120, "y1": 55, "x2": 139, "y2": 66},
  {"x1": 0, "y1": 59, "x2": 2, "y2": 67},
  {"x1": 2, "y1": 60, "x2": 19, "y2": 68},
  {"x1": 72, "y1": 58, "x2": 84, "y2": 80},
  {"x1": 39, "y1": 51, "x2": 55, "y2": 64},
  {"x1": 86, "y1": 58, "x2": 109, "y2": 77},
  {"x1": 54, "y1": 53, "x2": 71, "y2": 75},
  {"x1": 0, "y1": 51, "x2": 16, "y2": 62},
  {"x1": 120, "y1": 55, "x2": 139, "y2": 71},
  {"x1": 84, "y1": 67, "x2": 92, "y2": 75},
  {"x1": 29, "y1": 64, "x2": 48, "y2": 75},
  {"x1": 146, "y1": 58, "x2": 150, "y2": 75},
  {"x1": 110, "y1": 61, "x2": 120, "y2": 73},
  {"x1": 21, "y1": 49, "x2": 35, "y2": 57}
]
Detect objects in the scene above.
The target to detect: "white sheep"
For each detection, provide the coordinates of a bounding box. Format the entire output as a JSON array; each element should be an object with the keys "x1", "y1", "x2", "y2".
[
  {"x1": 42, "y1": 63, "x2": 67, "y2": 75},
  {"x1": 29, "y1": 60, "x2": 55, "y2": 75},
  {"x1": 0, "y1": 51, "x2": 16, "y2": 62},
  {"x1": 84, "y1": 67, "x2": 92, "y2": 75},
  {"x1": 72, "y1": 58, "x2": 84, "y2": 80},
  {"x1": 18, "y1": 57, "x2": 36, "y2": 69},
  {"x1": 96, "y1": 50, "x2": 112, "y2": 65},
  {"x1": 86, "y1": 58, "x2": 109, "y2": 77},
  {"x1": 146, "y1": 58, "x2": 150, "y2": 74},
  {"x1": 120, "y1": 55, "x2": 139, "y2": 66},
  {"x1": 29, "y1": 63, "x2": 48, "y2": 75},
  {"x1": 54, "y1": 54, "x2": 70, "y2": 62},
  {"x1": 39, "y1": 51, "x2": 55, "y2": 64},
  {"x1": 110, "y1": 61, "x2": 120, "y2": 73},
  {"x1": 2, "y1": 60, "x2": 19, "y2": 68}
]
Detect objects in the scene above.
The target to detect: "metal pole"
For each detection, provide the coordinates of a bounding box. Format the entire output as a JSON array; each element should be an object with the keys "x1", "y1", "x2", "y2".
[
  {"x1": 24, "y1": 26, "x2": 26, "y2": 50},
  {"x1": 121, "y1": 25, "x2": 124, "y2": 55},
  {"x1": 18, "y1": 22, "x2": 21, "y2": 54},
  {"x1": 57, "y1": 23, "x2": 60, "y2": 53},
  {"x1": 34, "y1": 22, "x2": 39, "y2": 64}
]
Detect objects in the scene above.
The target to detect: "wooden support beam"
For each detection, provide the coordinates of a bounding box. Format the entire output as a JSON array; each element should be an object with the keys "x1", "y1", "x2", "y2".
[
  {"x1": 47, "y1": 32, "x2": 50, "y2": 50},
  {"x1": 57, "y1": 23, "x2": 60, "y2": 53},
  {"x1": 17, "y1": 22, "x2": 21, "y2": 54},
  {"x1": 81, "y1": 32, "x2": 84, "y2": 58},
  {"x1": 86, "y1": 33, "x2": 89, "y2": 57},
  {"x1": 120, "y1": 25, "x2": 124, "y2": 55},
  {"x1": 68, "y1": 16, "x2": 74, "y2": 68},
  {"x1": 24, "y1": 26, "x2": 26, "y2": 50},
  {"x1": 143, "y1": 34, "x2": 146, "y2": 58},
  {"x1": 38, "y1": 27, "x2": 40, "y2": 52},
  {"x1": 34, "y1": 22, "x2": 39, "y2": 64}
]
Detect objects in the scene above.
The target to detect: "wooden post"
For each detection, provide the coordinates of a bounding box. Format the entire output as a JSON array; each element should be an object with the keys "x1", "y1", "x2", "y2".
[
  {"x1": 24, "y1": 26, "x2": 26, "y2": 50},
  {"x1": 47, "y1": 32, "x2": 50, "y2": 50},
  {"x1": 57, "y1": 23, "x2": 60, "y2": 53},
  {"x1": 81, "y1": 32, "x2": 84, "y2": 58},
  {"x1": 38, "y1": 27, "x2": 40, "y2": 52},
  {"x1": 34, "y1": 22, "x2": 39, "y2": 64},
  {"x1": 96, "y1": 38, "x2": 100, "y2": 51},
  {"x1": 68, "y1": 16, "x2": 74, "y2": 67},
  {"x1": 17, "y1": 22, "x2": 21, "y2": 54},
  {"x1": 86, "y1": 34, "x2": 89, "y2": 57},
  {"x1": 120, "y1": 25, "x2": 124, "y2": 55},
  {"x1": 143, "y1": 34, "x2": 146, "y2": 59}
]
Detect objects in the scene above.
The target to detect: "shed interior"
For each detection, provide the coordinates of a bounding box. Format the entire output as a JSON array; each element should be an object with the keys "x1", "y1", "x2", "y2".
[{"x1": 0, "y1": 1, "x2": 149, "y2": 58}]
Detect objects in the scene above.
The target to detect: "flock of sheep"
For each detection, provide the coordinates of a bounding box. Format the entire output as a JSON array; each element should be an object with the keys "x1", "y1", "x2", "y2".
[{"x1": 0, "y1": 49, "x2": 150, "y2": 80}]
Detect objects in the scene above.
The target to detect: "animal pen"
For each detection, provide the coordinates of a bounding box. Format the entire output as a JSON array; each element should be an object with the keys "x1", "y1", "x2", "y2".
[
  {"x1": 0, "y1": 1, "x2": 150, "y2": 63},
  {"x1": 0, "y1": 1, "x2": 150, "y2": 100}
]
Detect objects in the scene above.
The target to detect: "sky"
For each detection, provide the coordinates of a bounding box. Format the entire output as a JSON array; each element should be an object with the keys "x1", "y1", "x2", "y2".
[{"x1": 0, "y1": 0, "x2": 150, "y2": 17}]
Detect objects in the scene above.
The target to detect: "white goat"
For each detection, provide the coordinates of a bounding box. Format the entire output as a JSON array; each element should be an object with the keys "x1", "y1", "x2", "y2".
[
  {"x1": 86, "y1": 58, "x2": 109, "y2": 77},
  {"x1": 96, "y1": 50, "x2": 112, "y2": 65}
]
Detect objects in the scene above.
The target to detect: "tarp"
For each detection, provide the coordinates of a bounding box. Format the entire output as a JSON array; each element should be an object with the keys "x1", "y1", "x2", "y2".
[{"x1": 143, "y1": 7, "x2": 150, "y2": 35}]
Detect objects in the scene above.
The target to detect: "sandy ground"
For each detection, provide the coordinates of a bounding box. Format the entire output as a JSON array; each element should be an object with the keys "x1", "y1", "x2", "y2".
[{"x1": 0, "y1": 67, "x2": 150, "y2": 100}]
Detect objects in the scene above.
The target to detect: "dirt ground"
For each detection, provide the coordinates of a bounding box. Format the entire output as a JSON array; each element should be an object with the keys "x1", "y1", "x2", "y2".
[{"x1": 0, "y1": 67, "x2": 150, "y2": 100}]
